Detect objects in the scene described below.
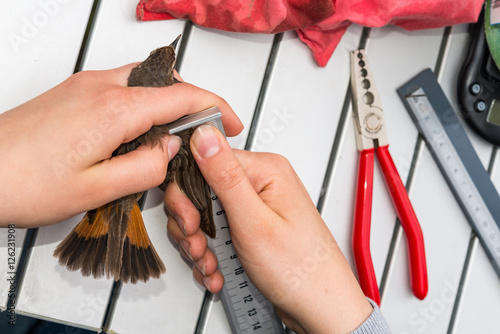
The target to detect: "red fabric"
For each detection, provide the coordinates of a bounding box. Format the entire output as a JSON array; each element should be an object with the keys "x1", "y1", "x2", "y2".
[{"x1": 137, "y1": 0, "x2": 484, "y2": 67}]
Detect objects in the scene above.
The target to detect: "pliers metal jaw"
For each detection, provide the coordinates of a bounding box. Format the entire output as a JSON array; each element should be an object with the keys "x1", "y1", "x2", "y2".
[{"x1": 350, "y1": 49, "x2": 428, "y2": 305}]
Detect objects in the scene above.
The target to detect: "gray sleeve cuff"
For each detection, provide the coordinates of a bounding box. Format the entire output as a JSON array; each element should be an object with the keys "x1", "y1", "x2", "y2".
[{"x1": 349, "y1": 298, "x2": 392, "y2": 334}]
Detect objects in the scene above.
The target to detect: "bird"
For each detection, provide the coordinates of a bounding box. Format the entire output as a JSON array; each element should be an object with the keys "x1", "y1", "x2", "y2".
[{"x1": 54, "y1": 35, "x2": 216, "y2": 284}]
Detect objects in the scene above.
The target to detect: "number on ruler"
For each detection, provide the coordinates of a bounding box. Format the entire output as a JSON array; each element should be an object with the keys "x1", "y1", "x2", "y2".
[
  {"x1": 243, "y1": 294, "x2": 253, "y2": 303},
  {"x1": 248, "y1": 308, "x2": 257, "y2": 316},
  {"x1": 252, "y1": 322, "x2": 262, "y2": 330}
]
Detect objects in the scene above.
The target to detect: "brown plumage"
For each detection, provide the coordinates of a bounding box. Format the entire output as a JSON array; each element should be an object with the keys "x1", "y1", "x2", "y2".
[{"x1": 54, "y1": 35, "x2": 215, "y2": 284}]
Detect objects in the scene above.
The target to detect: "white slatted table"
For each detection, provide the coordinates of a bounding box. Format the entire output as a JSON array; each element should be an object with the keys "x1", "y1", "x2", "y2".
[{"x1": 1, "y1": 2, "x2": 500, "y2": 333}]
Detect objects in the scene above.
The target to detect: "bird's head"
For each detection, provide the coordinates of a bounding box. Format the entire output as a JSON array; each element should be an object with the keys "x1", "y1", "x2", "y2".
[{"x1": 128, "y1": 34, "x2": 181, "y2": 87}]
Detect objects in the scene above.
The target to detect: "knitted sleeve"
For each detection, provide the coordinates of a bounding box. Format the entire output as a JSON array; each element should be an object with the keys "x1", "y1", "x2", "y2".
[{"x1": 350, "y1": 298, "x2": 392, "y2": 334}]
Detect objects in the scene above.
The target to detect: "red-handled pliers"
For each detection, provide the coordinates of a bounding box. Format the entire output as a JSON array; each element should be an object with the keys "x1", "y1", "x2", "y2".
[{"x1": 350, "y1": 50, "x2": 428, "y2": 305}]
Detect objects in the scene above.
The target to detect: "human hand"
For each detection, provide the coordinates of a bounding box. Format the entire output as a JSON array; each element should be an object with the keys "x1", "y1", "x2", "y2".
[
  {"x1": 0, "y1": 65, "x2": 243, "y2": 227},
  {"x1": 165, "y1": 125, "x2": 372, "y2": 333}
]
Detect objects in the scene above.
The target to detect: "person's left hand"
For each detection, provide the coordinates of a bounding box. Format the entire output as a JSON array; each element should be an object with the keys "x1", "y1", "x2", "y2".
[{"x1": 0, "y1": 64, "x2": 243, "y2": 227}]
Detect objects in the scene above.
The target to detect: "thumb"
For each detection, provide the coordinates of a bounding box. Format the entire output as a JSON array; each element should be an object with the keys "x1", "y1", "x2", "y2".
[{"x1": 189, "y1": 125, "x2": 265, "y2": 231}]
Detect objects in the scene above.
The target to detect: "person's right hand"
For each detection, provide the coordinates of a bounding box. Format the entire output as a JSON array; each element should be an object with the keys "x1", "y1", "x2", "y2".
[{"x1": 165, "y1": 125, "x2": 373, "y2": 334}]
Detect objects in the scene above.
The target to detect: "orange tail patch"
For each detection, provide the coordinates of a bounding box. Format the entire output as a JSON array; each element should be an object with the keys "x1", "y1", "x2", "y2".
[
  {"x1": 121, "y1": 203, "x2": 166, "y2": 284},
  {"x1": 54, "y1": 206, "x2": 111, "y2": 278}
]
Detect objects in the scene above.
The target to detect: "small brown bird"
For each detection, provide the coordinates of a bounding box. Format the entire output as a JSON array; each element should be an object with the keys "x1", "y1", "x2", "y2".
[{"x1": 54, "y1": 35, "x2": 215, "y2": 284}]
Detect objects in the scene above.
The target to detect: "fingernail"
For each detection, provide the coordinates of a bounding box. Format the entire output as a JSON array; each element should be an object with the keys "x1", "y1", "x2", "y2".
[
  {"x1": 203, "y1": 276, "x2": 212, "y2": 292},
  {"x1": 167, "y1": 135, "x2": 182, "y2": 161},
  {"x1": 195, "y1": 258, "x2": 206, "y2": 276},
  {"x1": 177, "y1": 216, "x2": 187, "y2": 236},
  {"x1": 179, "y1": 240, "x2": 192, "y2": 260},
  {"x1": 170, "y1": 213, "x2": 187, "y2": 236},
  {"x1": 192, "y1": 124, "x2": 221, "y2": 159}
]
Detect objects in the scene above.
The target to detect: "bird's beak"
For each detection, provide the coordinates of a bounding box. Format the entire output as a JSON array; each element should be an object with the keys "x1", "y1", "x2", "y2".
[{"x1": 170, "y1": 34, "x2": 181, "y2": 50}]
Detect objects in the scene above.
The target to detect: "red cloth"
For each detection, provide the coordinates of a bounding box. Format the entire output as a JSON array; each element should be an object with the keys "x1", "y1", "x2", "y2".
[{"x1": 136, "y1": 0, "x2": 484, "y2": 67}]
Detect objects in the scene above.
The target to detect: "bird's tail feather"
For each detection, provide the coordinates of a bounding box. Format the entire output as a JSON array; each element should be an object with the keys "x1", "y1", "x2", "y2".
[{"x1": 54, "y1": 202, "x2": 165, "y2": 283}]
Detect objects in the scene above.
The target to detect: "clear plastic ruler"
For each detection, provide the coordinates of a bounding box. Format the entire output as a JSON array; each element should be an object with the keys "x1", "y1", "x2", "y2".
[
  {"x1": 166, "y1": 107, "x2": 285, "y2": 334},
  {"x1": 398, "y1": 70, "x2": 500, "y2": 277}
]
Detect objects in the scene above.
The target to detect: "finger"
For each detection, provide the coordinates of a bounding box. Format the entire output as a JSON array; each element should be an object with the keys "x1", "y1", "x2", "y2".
[
  {"x1": 199, "y1": 248, "x2": 219, "y2": 277},
  {"x1": 86, "y1": 135, "x2": 181, "y2": 205},
  {"x1": 119, "y1": 83, "x2": 243, "y2": 142},
  {"x1": 193, "y1": 264, "x2": 224, "y2": 293},
  {"x1": 167, "y1": 215, "x2": 187, "y2": 243},
  {"x1": 170, "y1": 228, "x2": 208, "y2": 263},
  {"x1": 164, "y1": 182, "x2": 201, "y2": 236},
  {"x1": 189, "y1": 125, "x2": 274, "y2": 236},
  {"x1": 190, "y1": 247, "x2": 219, "y2": 278}
]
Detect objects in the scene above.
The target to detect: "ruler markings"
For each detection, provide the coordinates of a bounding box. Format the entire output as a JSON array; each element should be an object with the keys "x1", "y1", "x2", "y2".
[{"x1": 207, "y1": 189, "x2": 284, "y2": 333}]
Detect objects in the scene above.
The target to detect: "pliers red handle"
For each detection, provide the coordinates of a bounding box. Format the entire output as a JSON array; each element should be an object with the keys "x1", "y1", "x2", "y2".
[
  {"x1": 350, "y1": 49, "x2": 428, "y2": 305},
  {"x1": 353, "y1": 146, "x2": 428, "y2": 305}
]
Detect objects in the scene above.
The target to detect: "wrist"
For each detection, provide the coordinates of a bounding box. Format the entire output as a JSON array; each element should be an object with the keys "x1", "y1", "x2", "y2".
[{"x1": 284, "y1": 243, "x2": 373, "y2": 333}]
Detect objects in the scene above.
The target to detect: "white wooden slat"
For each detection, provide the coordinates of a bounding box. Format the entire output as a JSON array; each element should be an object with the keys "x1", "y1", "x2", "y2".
[
  {"x1": 180, "y1": 27, "x2": 274, "y2": 334},
  {"x1": 248, "y1": 25, "x2": 364, "y2": 203},
  {"x1": 0, "y1": 0, "x2": 93, "y2": 112},
  {"x1": 381, "y1": 24, "x2": 496, "y2": 334},
  {"x1": 179, "y1": 27, "x2": 274, "y2": 150}
]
